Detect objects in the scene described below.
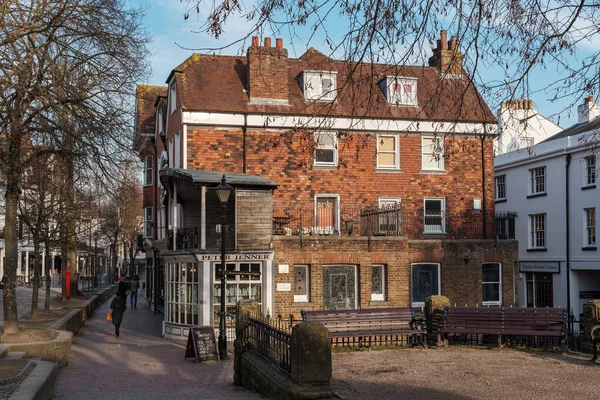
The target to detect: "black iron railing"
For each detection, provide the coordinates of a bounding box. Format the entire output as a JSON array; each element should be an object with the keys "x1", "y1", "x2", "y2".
[
  {"x1": 273, "y1": 202, "x2": 517, "y2": 240},
  {"x1": 166, "y1": 225, "x2": 234, "y2": 250},
  {"x1": 238, "y1": 309, "x2": 292, "y2": 376}
]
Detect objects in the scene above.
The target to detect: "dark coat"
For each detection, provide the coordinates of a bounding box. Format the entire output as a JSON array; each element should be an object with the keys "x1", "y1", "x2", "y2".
[{"x1": 110, "y1": 295, "x2": 126, "y2": 326}]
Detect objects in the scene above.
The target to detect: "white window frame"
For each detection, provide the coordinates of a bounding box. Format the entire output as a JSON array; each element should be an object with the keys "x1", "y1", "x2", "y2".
[
  {"x1": 144, "y1": 207, "x2": 152, "y2": 238},
  {"x1": 424, "y1": 198, "x2": 445, "y2": 234},
  {"x1": 301, "y1": 71, "x2": 337, "y2": 101},
  {"x1": 519, "y1": 137, "x2": 534, "y2": 148},
  {"x1": 378, "y1": 197, "x2": 401, "y2": 234},
  {"x1": 314, "y1": 131, "x2": 338, "y2": 167},
  {"x1": 169, "y1": 81, "x2": 176, "y2": 114},
  {"x1": 529, "y1": 213, "x2": 546, "y2": 249},
  {"x1": 377, "y1": 134, "x2": 400, "y2": 169},
  {"x1": 293, "y1": 265, "x2": 309, "y2": 303},
  {"x1": 387, "y1": 77, "x2": 418, "y2": 107},
  {"x1": 495, "y1": 175, "x2": 506, "y2": 201},
  {"x1": 144, "y1": 155, "x2": 153, "y2": 186},
  {"x1": 421, "y1": 135, "x2": 444, "y2": 171},
  {"x1": 529, "y1": 166, "x2": 546, "y2": 195},
  {"x1": 585, "y1": 208, "x2": 596, "y2": 246},
  {"x1": 371, "y1": 264, "x2": 386, "y2": 301},
  {"x1": 584, "y1": 155, "x2": 596, "y2": 186},
  {"x1": 411, "y1": 263, "x2": 441, "y2": 307},
  {"x1": 482, "y1": 263, "x2": 502, "y2": 306},
  {"x1": 314, "y1": 194, "x2": 340, "y2": 234},
  {"x1": 174, "y1": 130, "x2": 181, "y2": 168}
]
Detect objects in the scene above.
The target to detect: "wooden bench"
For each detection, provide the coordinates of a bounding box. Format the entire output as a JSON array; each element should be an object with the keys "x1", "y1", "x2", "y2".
[
  {"x1": 301, "y1": 307, "x2": 426, "y2": 347},
  {"x1": 440, "y1": 306, "x2": 566, "y2": 348}
]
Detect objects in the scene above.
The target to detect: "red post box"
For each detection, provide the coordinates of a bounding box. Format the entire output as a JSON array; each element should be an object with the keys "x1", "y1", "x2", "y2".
[{"x1": 66, "y1": 270, "x2": 71, "y2": 298}]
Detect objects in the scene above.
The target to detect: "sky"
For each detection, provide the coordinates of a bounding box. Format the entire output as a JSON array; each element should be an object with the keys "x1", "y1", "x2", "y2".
[{"x1": 143, "y1": 0, "x2": 594, "y2": 129}]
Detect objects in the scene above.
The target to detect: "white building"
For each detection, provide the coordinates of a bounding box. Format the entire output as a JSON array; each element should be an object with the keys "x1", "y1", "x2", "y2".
[
  {"x1": 495, "y1": 97, "x2": 599, "y2": 319},
  {"x1": 496, "y1": 100, "x2": 562, "y2": 155}
]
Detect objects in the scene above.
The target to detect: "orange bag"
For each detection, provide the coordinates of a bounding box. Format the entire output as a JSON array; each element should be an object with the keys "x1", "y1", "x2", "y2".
[{"x1": 106, "y1": 310, "x2": 113, "y2": 322}]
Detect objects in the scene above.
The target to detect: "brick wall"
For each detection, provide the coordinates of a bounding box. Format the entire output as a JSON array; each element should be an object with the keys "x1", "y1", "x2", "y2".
[
  {"x1": 272, "y1": 236, "x2": 518, "y2": 318},
  {"x1": 247, "y1": 40, "x2": 289, "y2": 101},
  {"x1": 187, "y1": 126, "x2": 496, "y2": 236}
]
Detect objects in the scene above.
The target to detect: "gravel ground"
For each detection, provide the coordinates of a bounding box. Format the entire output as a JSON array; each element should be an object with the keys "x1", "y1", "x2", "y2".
[{"x1": 332, "y1": 347, "x2": 599, "y2": 400}]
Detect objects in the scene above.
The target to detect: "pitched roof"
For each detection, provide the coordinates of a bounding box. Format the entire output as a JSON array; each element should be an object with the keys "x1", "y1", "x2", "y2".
[
  {"x1": 170, "y1": 50, "x2": 496, "y2": 124},
  {"x1": 160, "y1": 168, "x2": 278, "y2": 189},
  {"x1": 541, "y1": 117, "x2": 600, "y2": 143},
  {"x1": 134, "y1": 85, "x2": 167, "y2": 151}
]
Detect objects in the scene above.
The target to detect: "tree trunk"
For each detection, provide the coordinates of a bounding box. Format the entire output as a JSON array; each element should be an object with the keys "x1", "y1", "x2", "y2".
[
  {"x1": 30, "y1": 238, "x2": 41, "y2": 322},
  {"x1": 44, "y1": 242, "x2": 51, "y2": 312},
  {"x1": 3, "y1": 190, "x2": 20, "y2": 334}
]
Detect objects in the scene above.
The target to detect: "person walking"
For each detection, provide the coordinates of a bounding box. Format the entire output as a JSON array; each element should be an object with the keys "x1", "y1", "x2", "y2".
[
  {"x1": 130, "y1": 275, "x2": 140, "y2": 309},
  {"x1": 110, "y1": 280, "x2": 127, "y2": 337}
]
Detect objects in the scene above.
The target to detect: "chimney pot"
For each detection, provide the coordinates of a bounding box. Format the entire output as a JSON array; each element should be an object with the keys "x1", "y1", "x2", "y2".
[
  {"x1": 251, "y1": 36, "x2": 259, "y2": 46},
  {"x1": 264, "y1": 37, "x2": 271, "y2": 47},
  {"x1": 585, "y1": 95, "x2": 594, "y2": 103},
  {"x1": 276, "y1": 38, "x2": 283, "y2": 49},
  {"x1": 528, "y1": 100, "x2": 533, "y2": 110},
  {"x1": 449, "y1": 36, "x2": 458, "y2": 51},
  {"x1": 440, "y1": 30, "x2": 448, "y2": 50}
]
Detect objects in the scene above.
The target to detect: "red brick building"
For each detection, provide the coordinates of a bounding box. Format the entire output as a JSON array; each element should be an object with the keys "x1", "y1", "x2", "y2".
[{"x1": 135, "y1": 31, "x2": 517, "y2": 339}]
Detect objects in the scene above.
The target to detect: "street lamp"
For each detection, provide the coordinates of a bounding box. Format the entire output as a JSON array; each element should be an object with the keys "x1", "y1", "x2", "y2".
[{"x1": 216, "y1": 174, "x2": 233, "y2": 360}]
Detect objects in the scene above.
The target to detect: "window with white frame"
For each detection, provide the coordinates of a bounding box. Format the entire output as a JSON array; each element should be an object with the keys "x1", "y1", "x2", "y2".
[
  {"x1": 377, "y1": 134, "x2": 399, "y2": 169},
  {"x1": 301, "y1": 71, "x2": 337, "y2": 101},
  {"x1": 422, "y1": 136, "x2": 444, "y2": 170},
  {"x1": 314, "y1": 132, "x2": 337, "y2": 166},
  {"x1": 495, "y1": 175, "x2": 506, "y2": 201},
  {"x1": 389, "y1": 77, "x2": 418, "y2": 106},
  {"x1": 411, "y1": 263, "x2": 440, "y2": 306},
  {"x1": 529, "y1": 166, "x2": 546, "y2": 195},
  {"x1": 371, "y1": 264, "x2": 386, "y2": 301},
  {"x1": 482, "y1": 263, "x2": 502, "y2": 305},
  {"x1": 214, "y1": 262, "x2": 262, "y2": 322},
  {"x1": 529, "y1": 213, "x2": 546, "y2": 249},
  {"x1": 169, "y1": 81, "x2": 176, "y2": 113},
  {"x1": 378, "y1": 198, "x2": 401, "y2": 234},
  {"x1": 314, "y1": 195, "x2": 339, "y2": 234},
  {"x1": 584, "y1": 155, "x2": 596, "y2": 186},
  {"x1": 165, "y1": 262, "x2": 199, "y2": 325},
  {"x1": 585, "y1": 208, "x2": 596, "y2": 247},
  {"x1": 294, "y1": 265, "x2": 309, "y2": 302},
  {"x1": 144, "y1": 155, "x2": 153, "y2": 186},
  {"x1": 144, "y1": 207, "x2": 152, "y2": 238},
  {"x1": 520, "y1": 137, "x2": 534, "y2": 148},
  {"x1": 424, "y1": 198, "x2": 445, "y2": 234}
]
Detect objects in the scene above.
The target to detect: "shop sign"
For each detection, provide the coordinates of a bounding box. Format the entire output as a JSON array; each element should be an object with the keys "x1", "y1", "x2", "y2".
[
  {"x1": 519, "y1": 261, "x2": 560, "y2": 273},
  {"x1": 579, "y1": 291, "x2": 600, "y2": 299},
  {"x1": 196, "y1": 253, "x2": 273, "y2": 262}
]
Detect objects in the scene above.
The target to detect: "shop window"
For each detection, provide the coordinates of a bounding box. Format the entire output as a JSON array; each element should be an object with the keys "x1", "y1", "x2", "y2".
[
  {"x1": 214, "y1": 262, "x2": 262, "y2": 323},
  {"x1": 525, "y1": 272, "x2": 553, "y2": 307}
]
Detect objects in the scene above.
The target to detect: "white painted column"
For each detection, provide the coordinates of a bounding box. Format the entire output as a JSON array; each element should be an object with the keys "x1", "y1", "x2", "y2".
[
  {"x1": 17, "y1": 250, "x2": 22, "y2": 276},
  {"x1": 173, "y1": 183, "x2": 178, "y2": 250},
  {"x1": 201, "y1": 186, "x2": 206, "y2": 250},
  {"x1": 264, "y1": 258, "x2": 274, "y2": 316},
  {"x1": 25, "y1": 251, "x2": 29, "y2": 282},
  {"x1": 41, "y1": 252, "x2": 45, "y2": 277},
  {"x1": 201, "y1": 260, "x2": 212, "y2": 325},
  {"x1": 0, "y1": 248, "x2": 4, "y2": 278}
]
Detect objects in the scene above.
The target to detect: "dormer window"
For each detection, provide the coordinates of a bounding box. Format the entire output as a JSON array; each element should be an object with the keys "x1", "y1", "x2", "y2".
[
  {"x1": 379, "y1": 76, "x2": 418, "y2": 107},
  {"x1": 300, "y1": 71, "x2": 337, "y2": 102}
]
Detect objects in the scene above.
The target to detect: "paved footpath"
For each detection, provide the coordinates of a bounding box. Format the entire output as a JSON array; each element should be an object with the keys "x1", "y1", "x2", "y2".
[
  {"x1": 0, "y1": 286, "x2": 62, "y2": 326},
  {"x1": 54, "y1": 296, "x2": 264, "y2": 399}
]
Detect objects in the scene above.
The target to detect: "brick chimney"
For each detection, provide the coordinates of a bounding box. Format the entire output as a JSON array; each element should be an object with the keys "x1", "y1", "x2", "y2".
[
  {"x1": 501, "y1": 99, "x2": 534, "y2": 110},
  {"x1": 247, "y1": 36, "x2": 289, "y2": 105},
  {"x1": 577, "y1": 96, "x2": 600, "y2": 124},
  {"x1": 428, "y1": 30, "x2": 464, "y2": 77}
]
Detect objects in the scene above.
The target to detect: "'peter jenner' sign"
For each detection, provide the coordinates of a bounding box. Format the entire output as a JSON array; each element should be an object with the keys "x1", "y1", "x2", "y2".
[
  {"x1": 197, "y1": 253, "x2": 273, "y2": 261},
  {"x1": 519, "y1": 261, "x2": 560, "y2": 273}
]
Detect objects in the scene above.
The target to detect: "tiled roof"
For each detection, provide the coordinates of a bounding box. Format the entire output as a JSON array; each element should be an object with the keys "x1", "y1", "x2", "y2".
[
  {"x1": 160, "y1": 168, "x2": 278, "y2": 188},
  {"x1": 171, "y1": 50, "x2": 496, "y2": 124},
  {"x1": 135, "y1": 85, "x2": 167, "y2": 137},
  {"x1": 541, "y1": 117, "x2": 600, "y2": 143}
]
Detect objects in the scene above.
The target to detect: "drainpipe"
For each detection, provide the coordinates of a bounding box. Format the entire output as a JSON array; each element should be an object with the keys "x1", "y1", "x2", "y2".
[
  {"x1": 481, "y1": 136, "x2": 487, "y2": 239},
  {"x1": 565, "y1": 154, "x2": 571, "y2": 326},
  {"x1": 243, "y1": 114, "x2": 248, "y2": 174}
]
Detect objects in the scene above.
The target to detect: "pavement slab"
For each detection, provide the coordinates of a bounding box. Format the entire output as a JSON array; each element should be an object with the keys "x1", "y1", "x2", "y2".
[{"x1": 53, "y1": 296, "x2": 265, "y2": 399}]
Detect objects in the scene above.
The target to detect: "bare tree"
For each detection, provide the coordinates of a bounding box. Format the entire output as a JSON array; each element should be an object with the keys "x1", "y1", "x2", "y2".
[
  {"x1": 0, "y1": 0, "x2": 150, "y2": 334},
  {"x1": 185, "y1": 0, "x2": 600, "y2": 140}
]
